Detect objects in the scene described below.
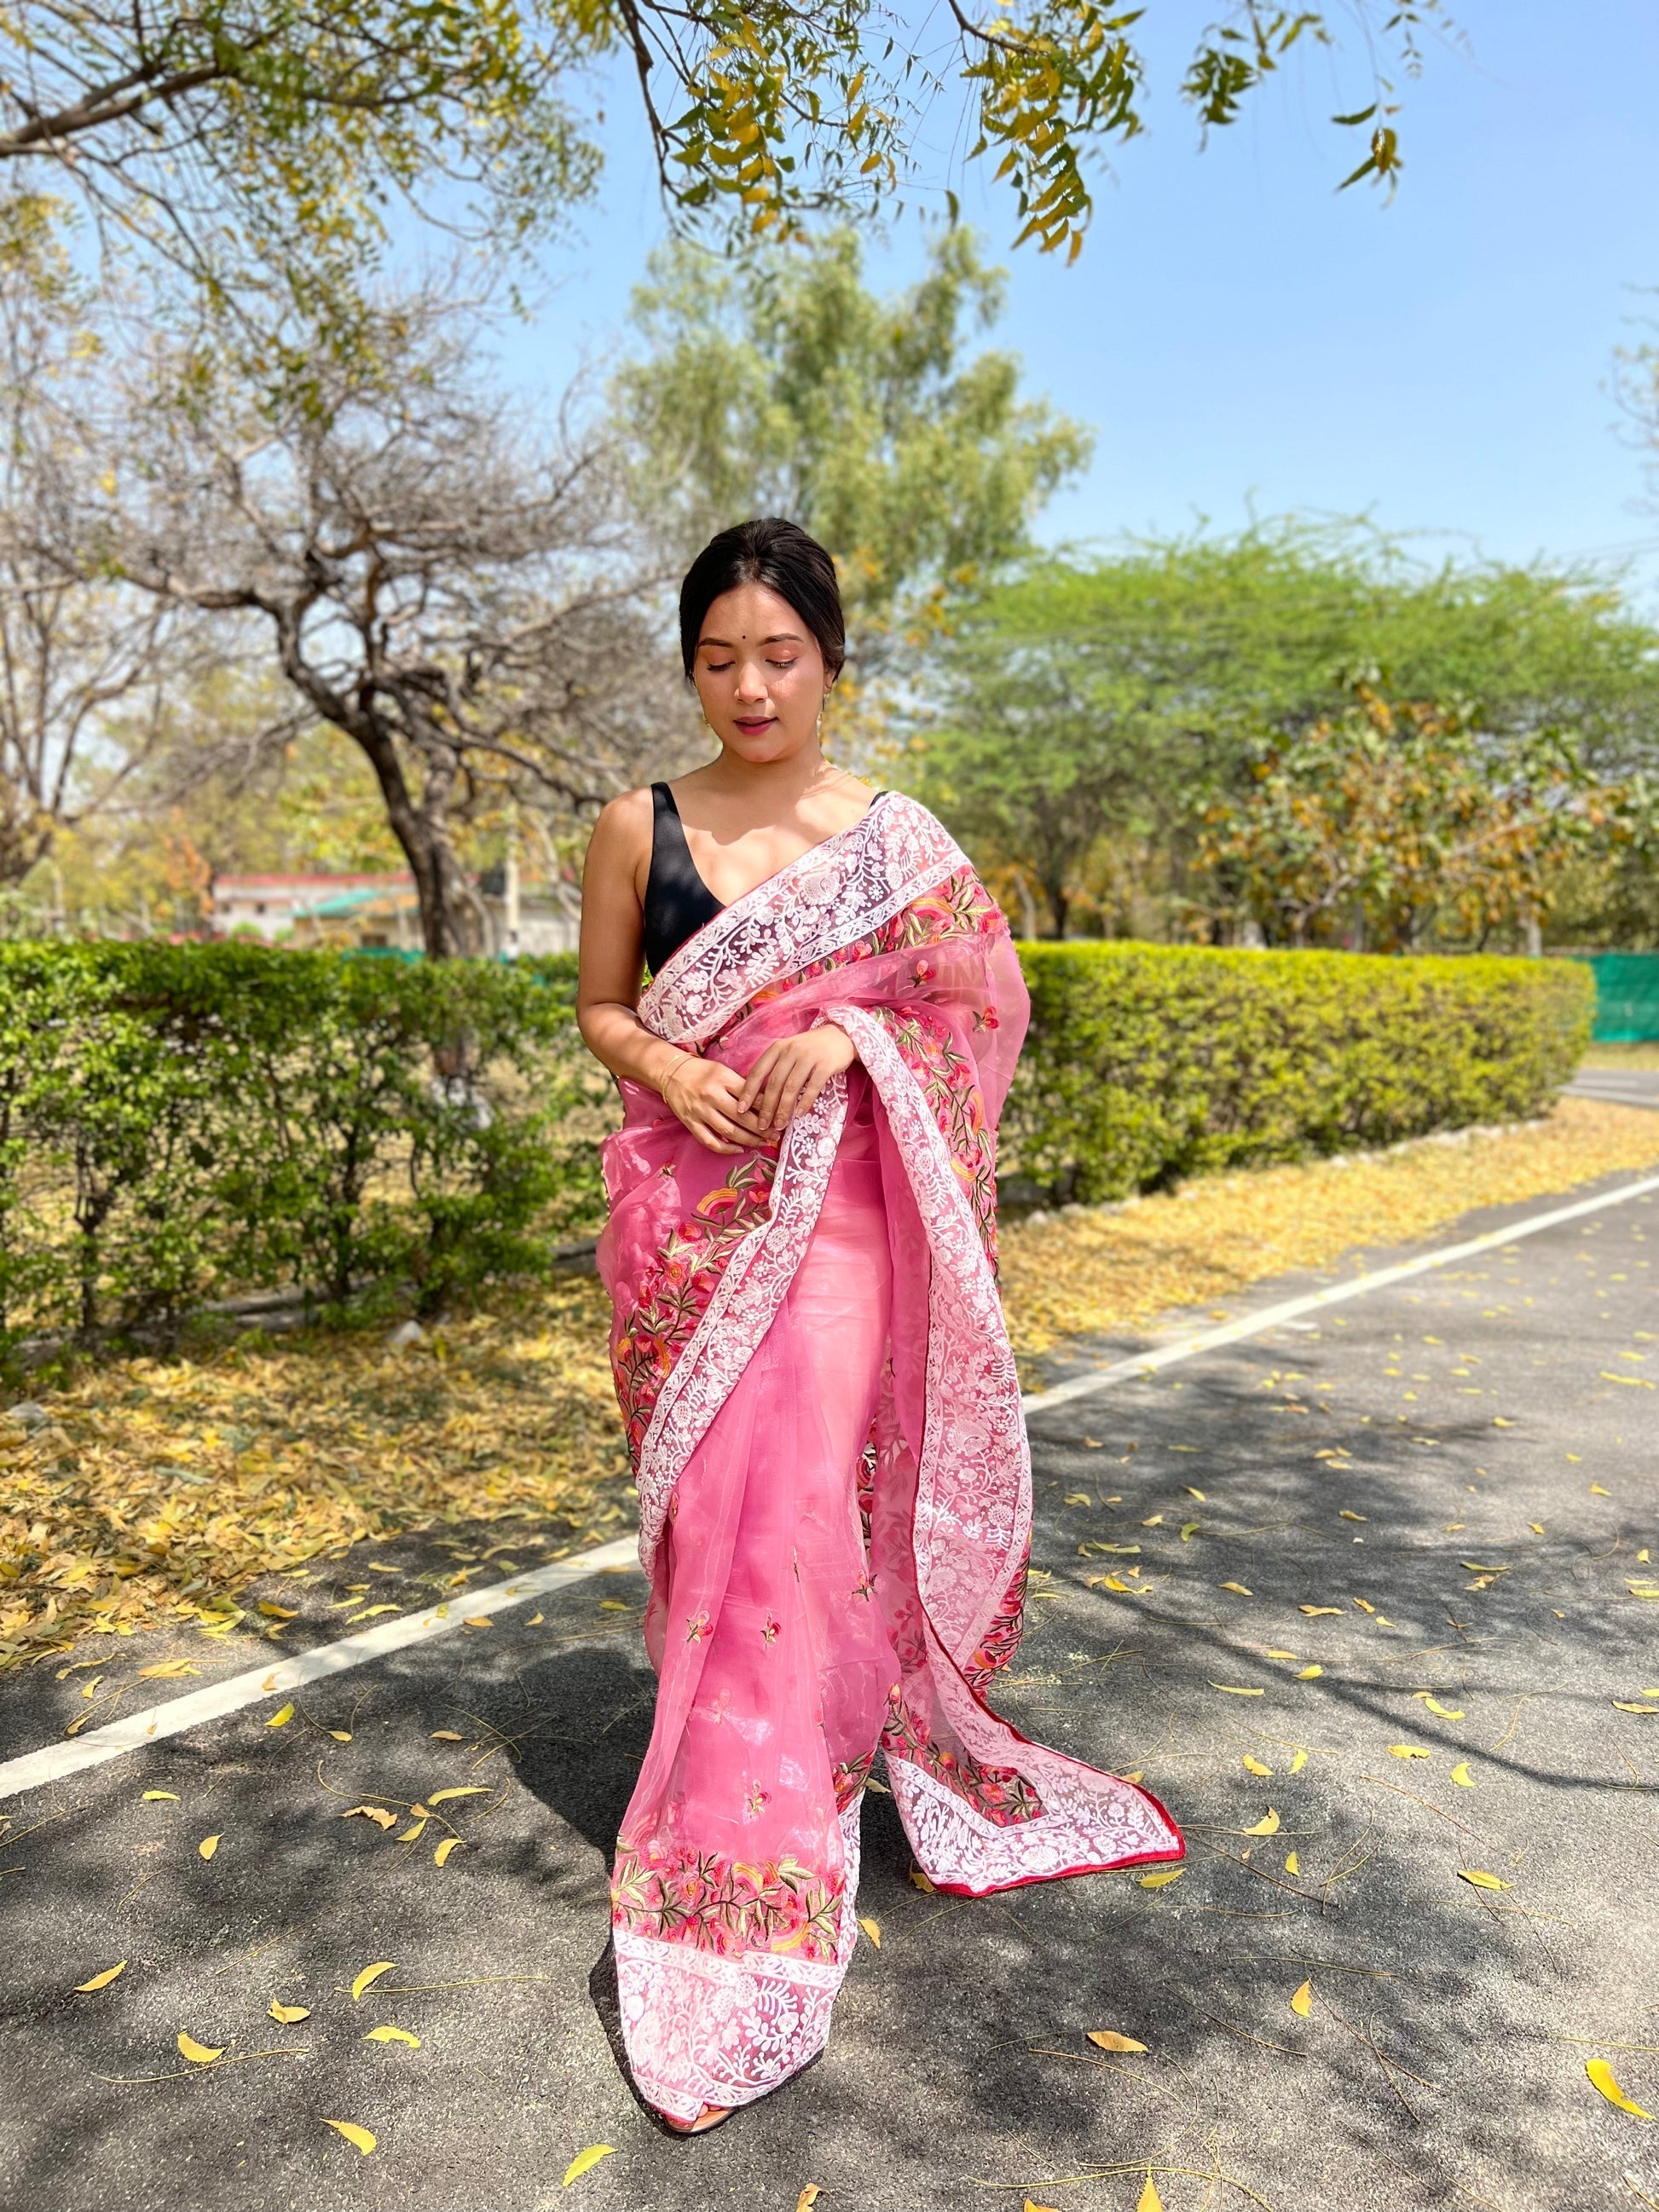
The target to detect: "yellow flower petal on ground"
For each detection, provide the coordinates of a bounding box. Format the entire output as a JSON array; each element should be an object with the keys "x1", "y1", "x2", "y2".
[
  {"x1": 1457, "y1": 1869, "x2": 1512, "y2": 1891},
  {"x1": 1587, "y1": 2059, "x2": 1654, "y2": 2118},
  {"x1": 1449, "y1": 1762, "x2": 1476, "y2": 1787},
  {"x1": 176, "y1": 2032, "x2": 223, "y2": 2063},
  {"x1": 198, "y1": 1834, "x2": 220, "y2": 1860},
  {"x1": 269, "y1": 2001, "x2": 310, "y2": 2022},
  {"x1": 365, "y1": 2025, "x2": 420, "y2": 2047},
  {"x1": 73, "y1": 1961, "x2": 126, "y2": 1993},
  {"x1": 1086, "y1": 2030, "x2": 1147, "y2": 2052},
  {"x1": 562, "y1": 2145, "x2": 616, "y2": 2186},
  {"x1": 1243, "y1": 1809, "x2": 1280, "y2": 1836},
  {"x1": 324, "y1": 2120, "x2": 377, "y2": 2155},
  {"x1": 1290, "y1": 1979, "x2": 1313, "y2": 2017},
  {"x1": 350, "y1": 1961, "x2": 396, "y2": 2001}
]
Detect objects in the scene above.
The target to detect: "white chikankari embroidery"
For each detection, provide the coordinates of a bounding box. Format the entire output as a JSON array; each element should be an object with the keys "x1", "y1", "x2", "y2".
[
  {"x1": 633, "y1": 1074, "x2": 848, "y2": 1574},
  {"x1": 890, "y1": 1758, "x2": 1180, "y2": 1897},
  {"x1": 640, "y1": 793, "x2": 968, "y2": 1048},
  {"x1": 613, "y1": 1796, "x2": 866, "y2": 2123}
]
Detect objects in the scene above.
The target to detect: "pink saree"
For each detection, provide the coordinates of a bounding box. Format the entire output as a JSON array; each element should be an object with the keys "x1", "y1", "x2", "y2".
[{"x1": 596, "y1": 792, "x2": 1183, "y2": 2122}]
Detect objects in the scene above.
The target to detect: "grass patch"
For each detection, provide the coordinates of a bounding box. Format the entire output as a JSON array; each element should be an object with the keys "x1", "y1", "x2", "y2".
[{"x1": 5, "y1": 1096, "x2": 1658, "y2": 1668}]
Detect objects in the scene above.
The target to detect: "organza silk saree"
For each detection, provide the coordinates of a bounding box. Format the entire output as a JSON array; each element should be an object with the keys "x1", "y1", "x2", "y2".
[{"x1": 597, "y1": 792, "x2": 1183, "y2": 2122}]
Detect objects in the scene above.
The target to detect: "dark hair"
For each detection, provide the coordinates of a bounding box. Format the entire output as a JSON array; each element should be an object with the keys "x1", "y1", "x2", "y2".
[{"x1": 679, "y1": 517, "x2": 846, "y2": 681}]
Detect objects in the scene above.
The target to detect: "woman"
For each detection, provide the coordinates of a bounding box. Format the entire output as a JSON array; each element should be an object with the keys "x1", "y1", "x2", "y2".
[{"x1": 577, "y1": 517, "x2": 1182, "y2": 2134}]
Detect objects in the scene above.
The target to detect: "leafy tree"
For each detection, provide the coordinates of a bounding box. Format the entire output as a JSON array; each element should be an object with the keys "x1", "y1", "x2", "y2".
[
  {"x1": 614, "y1": 225, "x2": 1090, "y2": 677},
  {"x1": 0, "y1": 4, "x2": 1454, "y2": 352},
  {"x1": 912, "y1": 524, "x2": 1659, "y2": 939},
  {"x1": 1194, "y1": 685, "x2": 1636, "y2": 951}
]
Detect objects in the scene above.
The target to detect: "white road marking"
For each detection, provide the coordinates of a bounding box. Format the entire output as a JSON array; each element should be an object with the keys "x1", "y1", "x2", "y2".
[
  {"x1": 8, "y1": 1166, "x2": 1659, "y2": 1804},
  {"x1": 1020, "y1": 1168, "x2": 1659, "y2": 1418},
  {"x1": 0, "y1": 1536, "x2": 641, "y2": 1801}
]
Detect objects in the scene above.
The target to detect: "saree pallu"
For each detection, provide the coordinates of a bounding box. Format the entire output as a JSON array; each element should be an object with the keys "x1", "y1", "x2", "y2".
[{"x1": 597, "y1": 793, "x2": 1183, "y2": 2122}]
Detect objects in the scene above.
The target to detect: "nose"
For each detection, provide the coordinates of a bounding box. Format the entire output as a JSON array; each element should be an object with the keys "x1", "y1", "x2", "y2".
[{"x1": 734, "y1": 654, "x2": 770, "y2": 703}]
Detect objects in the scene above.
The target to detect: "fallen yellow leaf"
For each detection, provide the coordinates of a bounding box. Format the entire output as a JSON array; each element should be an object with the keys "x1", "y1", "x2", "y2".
[
  {"x1": 599, "y1": 1600, "x2": 632, "y2": 1612},
  {"x1": 1210, "y1": 1683, "x2": 1264, "y2": 1696},
  {"x1": 796, "y1": 2191, "x2": 822, "y2": 2212},
  {"x1": 1388, "y1": 1745, "x2": 1431, "y2": 1760},
  {"x1": 138, "y1": 1660, "x2": 200, "y2": 1680},
  {"x1": 1242, "y1": 1756, "x2": 1273, "y2": 1776},
  {"x1": 1338, "y1": 1510, "x2": 1367, "y2": 1522},
  {"x1": 526, "y1": 1612, "x2": 545, "y2": 1626},
  {"x1": 1026, "y1": 2202, "x2": 1061, "y2": 2212},
  {"x1": 1300, "y1": 1605, "x2": 1342, "y2": 1616},
  {"x1": 1297, "y1": 1665, "x2": 1323, "y2": 1680},
  {"x1": 350, "y1": 1961, "x2": 397, "y2": 2001},
  {"x1": 323, "y1": 2119, "x2": 377, "y2": 2155},
  {"x1": 198, "y1": 1834, "x2": 221, "y2": 1861},
  {"x1": 142, "y1": 1790, "x2": 178, "y2": 1803},
  {"x1": 73, "y1": 1961, "x2": 126, "y2": 1993},
  {"x1": 269, "y1": 2001, "x2": 310, "y2": 2023},
  {"x1": 257, "y1": 1602, "x2": 298, "y2": 1620},
  {"x1": 426, "y1": 1786, "x2": 489, "y2": 1805},
  {"x1": 343, "y1": 1805, "x2": 396, "y2": 1830},
  {"x1": 1220, "y1": 1582, "x2": 1253, "y2": 1596},
  {"x1": 1591, "y1": 1483, "x2": 1612, "y2": 1496},
  {"x1": 462, "y1": 1616, "x2": 494, "y2": 1628},
  {"x1": 1449, "y1": 1762, "x2": 1476, "y2": 1787},
  {"x1": 1284, "y1": 1851, "x2": 1299, "y2": 1874},
  {"x1": 1179, "y1": 1522, "x2": 1200, "y2": 1540},
  {"x1": 266, "y1": 1702, "x2": 295, "y2": 1728},
  {"x1": 176, "y1": 2031, "x2": 223, "y2": 2064},
  {"x1": 1290, "y1": 1750, "x2": 1308, "y2": 1774},
  {"x1": 1139, "y1": 1868, "x2": 1184, "y2": 1888},
  {"x1": 562, "y1": 2144, "x2": 616, "y2": 2186},
  {"x1": 1064, "y1": 1493, "x2": 1091, "y2": 1506},
  {"x1": 396, "y1": 1820, "x2": 428, "y2": 1843},
  {"x1": 909, "y1": 1867, "x2": 934, "y2": 1892},
  {"x1": 1086, "y1": 2030, "x2": 1147, "y2": 2052},
  {"x1": 1243, "y1": 1809, "x2": 1280, "y2": 1836},
  {"x1": 1414, "y1": 1695, "x2": 1465, "y2": 1718},
  {"x1": 1265, "y1": 1649, "x2": 1298, "y2": 1660},
  {"x1": 328, "y1": 1730, "x2": 352, "y2": 1743},
  {"x1": 365, "y1": 2025, "x2": 420, "y2": 2047},
  {"x1": 1290, "y1": 1979, "x2": 1313, "y2": 2017},
  {"x1": 1457, "y1": 1869, "x2": 1512, "y2": 1891},
  {"x1": 858, "y1": 1917, "x2": 882, "y2": 1948},
  {"x1": 434, "y1": 1837, "x2": 461, "y2": 1866},
  {"x1": 1137, "y1": 2176, "x2": 1165, "y2": 2212},
  {"x1": 431, "y1": 1730, "x2": 464, "y2": 1741},
  {"x1": 1587, "y1": 2058, "x2": 1653, "y2": 2118}
]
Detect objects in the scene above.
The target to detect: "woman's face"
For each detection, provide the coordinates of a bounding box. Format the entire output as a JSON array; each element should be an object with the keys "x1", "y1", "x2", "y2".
[{"x1": 691, "y1": 581, "x2": 833, "y2": 765}]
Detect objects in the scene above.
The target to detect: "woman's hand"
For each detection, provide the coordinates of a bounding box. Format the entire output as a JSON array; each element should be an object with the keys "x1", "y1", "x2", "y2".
[
  {"x1": 661, "y1": 1054, "x2": 771, "y2": 1156},
  {"x1": 737, "y1": 1024, "x2": 858, "y2": 1135}
]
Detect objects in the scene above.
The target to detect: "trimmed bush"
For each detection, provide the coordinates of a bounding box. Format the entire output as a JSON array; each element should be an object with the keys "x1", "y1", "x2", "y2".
[
  {"x1": 0, "y1": 941, "x2": 608, "y2": 1349},
  {"x1": 1003, "y1": 942, "x2": 1593, "y2": 1204},
  {"x1": 0, "y1": 936, "x2": 1593, "y2": 1358}
]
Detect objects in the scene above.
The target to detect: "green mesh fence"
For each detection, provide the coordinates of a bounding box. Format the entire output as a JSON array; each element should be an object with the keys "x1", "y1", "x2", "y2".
[{"x1": 1586, "y1": 953, "x2": 1659, "y2": 1041}]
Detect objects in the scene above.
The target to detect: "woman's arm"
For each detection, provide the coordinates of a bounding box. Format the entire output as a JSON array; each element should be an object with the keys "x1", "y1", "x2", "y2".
[{"x1": 576, "y1": 794, "x2": 770, "y2": 1157}]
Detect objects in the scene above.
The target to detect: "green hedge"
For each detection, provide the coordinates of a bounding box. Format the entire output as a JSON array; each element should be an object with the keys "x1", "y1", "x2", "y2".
[
  {"x1": 1004, "y1": 942, "x2": 1593, "y2": 1204},
  {"x1": 0, "y1": 937, "x2": 1593, "y2": 1359},
  {"x1": 0, "y1": 941, "x2": 608, "y2": 1350}
]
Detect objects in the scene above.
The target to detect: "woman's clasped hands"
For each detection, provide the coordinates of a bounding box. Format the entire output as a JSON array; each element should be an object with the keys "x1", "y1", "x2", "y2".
[{"x1": 662, "y1": 1025, "x2": 858, "y2": 1154}]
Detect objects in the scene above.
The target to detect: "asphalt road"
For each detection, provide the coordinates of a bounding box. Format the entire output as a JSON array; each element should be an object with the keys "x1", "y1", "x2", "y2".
[
  {"x1": 3, "y1": 1168, "x2": 1657, "y2": 2212},
  {"x1": 1569, "y1": 1068, "x2": 1659, "y2": 1112}
]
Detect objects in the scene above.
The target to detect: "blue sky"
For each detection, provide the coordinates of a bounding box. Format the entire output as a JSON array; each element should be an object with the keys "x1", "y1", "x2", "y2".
[{"x1": 495, "y1": 1, "x2": 1659, "y2": 598}]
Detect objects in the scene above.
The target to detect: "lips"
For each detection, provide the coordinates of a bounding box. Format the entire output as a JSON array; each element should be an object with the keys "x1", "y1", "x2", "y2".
[{"x1": 733, "y1": 717, "x2": 775, "y2": 733}]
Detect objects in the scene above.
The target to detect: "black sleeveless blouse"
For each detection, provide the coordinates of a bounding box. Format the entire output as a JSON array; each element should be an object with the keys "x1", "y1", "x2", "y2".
[
  {"x1": 643, "y1": 783, "x2": 725, "y2": 977},
  {"x1": 642, "y1": 782, "x2": 888, "y2": 975}
]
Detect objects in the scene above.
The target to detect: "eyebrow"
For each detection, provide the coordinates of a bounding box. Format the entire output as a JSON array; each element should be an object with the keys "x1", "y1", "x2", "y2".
[{"x1": 697, "y1": 631, "x2": 806, "y2": 649}]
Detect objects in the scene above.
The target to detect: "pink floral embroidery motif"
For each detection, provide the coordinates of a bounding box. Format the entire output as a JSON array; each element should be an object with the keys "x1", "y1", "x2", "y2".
[
  {"x1": 760, "y1": 1614, "x2": 781, "y2": 1644},
  {"x1": 852, "y1": 1571, "x2": 876, "y2": 1602},
  {"x1": 881, "y1": 1691, "x2": 1043, "y2": 1828},
  {"x1": 744, "y1": 1783, "x2": 769, "y2": 1821},
  {"x1": 611, "y1": 1843, "x2": 842, "y2": 1962},
  {"x1": 685, "y1": 1610, "x2": 711, "y2": 1644}
]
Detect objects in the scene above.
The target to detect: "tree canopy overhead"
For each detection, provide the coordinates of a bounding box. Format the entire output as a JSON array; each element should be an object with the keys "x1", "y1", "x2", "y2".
[{"x1": 0, "y1": 3, "x2": 1454, "y2": 349}]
